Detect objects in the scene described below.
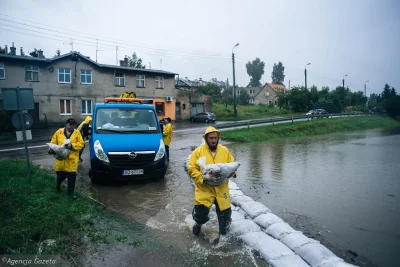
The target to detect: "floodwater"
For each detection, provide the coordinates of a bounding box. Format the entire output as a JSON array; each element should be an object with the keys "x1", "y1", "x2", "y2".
[{"x1": 83, "y1": 127, "x2": 400, "y2": 267}]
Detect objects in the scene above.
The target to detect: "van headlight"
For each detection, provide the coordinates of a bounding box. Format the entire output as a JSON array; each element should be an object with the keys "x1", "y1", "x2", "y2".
[
  {"x1": 94, "y1": 140, "x2": 110, "y2": 163},
  {"x1": 154, "y1": 139, "x2": 165, "y2": 161}
]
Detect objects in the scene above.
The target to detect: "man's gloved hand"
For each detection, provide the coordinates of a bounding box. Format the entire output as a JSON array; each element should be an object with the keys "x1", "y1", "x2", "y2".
[
  {"x1": 64, "y1": 143, "x2": 72, "y2": 149},
  {"x1": 48, "y1": 149, "x2": 55, "y2": 155}
]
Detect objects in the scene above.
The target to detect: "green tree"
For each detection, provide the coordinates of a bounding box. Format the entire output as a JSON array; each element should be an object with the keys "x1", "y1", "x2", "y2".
[
  {"x1": 128, "y1": 52, "x2": 146, "y2": 69},
  {"x1": 246, "y1": 58, "x2": 265, "y2": 87},
  {"x1": 238, "y1": 88, "x2": 250, "y2": 105},
  {"x1": 53, "y1": 49, "x2": 61, "y2": 58},
  {"x1": 271, "y1": 62, "x2": 285, "y2": 85},
  {"x1": 29, "y1": 48, "x2": 44, "y2": 58}
]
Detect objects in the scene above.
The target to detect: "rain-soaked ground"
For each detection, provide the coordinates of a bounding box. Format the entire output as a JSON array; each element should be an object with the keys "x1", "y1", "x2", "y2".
[{"x1": 1, "y1": 125, "x2": 399, "y2": 267}]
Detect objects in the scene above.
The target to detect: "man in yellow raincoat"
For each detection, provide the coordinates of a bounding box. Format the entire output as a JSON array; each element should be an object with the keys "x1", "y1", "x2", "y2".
[
  {"x1": 48, "y1": 118, "x2": 84, "y2": 200},
  {"x1": 77, "y1": 116, "x2": 92, "y2": 162},
  {"x1": 162, "y1": 117, "x2": 172, "y2": 160},
  {"x1": 188, "y1": 126, "x2": 235, "y2": 236}
]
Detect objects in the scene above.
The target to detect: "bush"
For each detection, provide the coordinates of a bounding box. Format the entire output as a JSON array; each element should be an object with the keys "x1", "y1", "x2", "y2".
[{"x1": 0, "y1": 109, "x2": 14, "y2": 133}]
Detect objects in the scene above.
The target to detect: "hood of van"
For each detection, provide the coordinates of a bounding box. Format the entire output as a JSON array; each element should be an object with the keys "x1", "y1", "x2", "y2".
[{"x1": 95, "y1": 134, "x2": 162, "y2": 153}]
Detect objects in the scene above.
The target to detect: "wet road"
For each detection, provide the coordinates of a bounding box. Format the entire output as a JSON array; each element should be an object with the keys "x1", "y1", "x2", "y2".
[{"x1": 1, "y1": 125, "x2": 399, "y2": 267}]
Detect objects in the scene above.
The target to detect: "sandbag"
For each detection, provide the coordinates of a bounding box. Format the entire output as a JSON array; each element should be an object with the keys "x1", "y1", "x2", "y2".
[
  {"x1": 197, "y1": 157, "x2": 240, "y2": 186},
  {"x1": 239, "y1": 231, "x2": 295, "y2": 261},
  {"x1": 230, "y1": 219, "x2": 261, "y2": 236},
  {"x1": 321, "y1": 262, "x2": 358, "y2": 267},
  {"x1": 230, "y1": 195, "x2": 253, "y2": 206},
  {"x1": 280, "y1": 232, "x2": 319, "y2": 250},
  {"x1": 240, "y1": 201, "x2": 271, "y2": 219},
  {"x1": 254, "y1": 213, "x2": 283, "y2": 229},
  {"x1": 237, "y1": 208, "x2": 250, "y2": 218},
  {"x1": 228, "y1": 180, "x2": 240, "y2": 190},
  {"x1": 269, "y1": 254, "x2": 310, "y2": 267},
  {"x1": 230, "y1": 189, "x2": 244, "y2": 197},
  {"x1": 231, "y1": 210, "x2": 245, "y2": 221},
  {"x1": 46, "y1": 141, "x2": 70, "y2": 160},
  {"x1": 265, "y1": 222, "x2": 297, "y2": 240},
  {"x1": 295, "y1": 243, "x2": 343, "y2": 267}
]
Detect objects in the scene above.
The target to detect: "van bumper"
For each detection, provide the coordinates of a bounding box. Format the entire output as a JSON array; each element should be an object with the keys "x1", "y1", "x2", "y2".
[{"x1": 90, "y1": 156, "x2": 168, "y2": 180}]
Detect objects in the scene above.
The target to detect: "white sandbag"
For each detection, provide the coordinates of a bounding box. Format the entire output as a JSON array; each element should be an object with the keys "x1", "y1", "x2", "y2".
[
  {"x1": 239, "y1": 231, "x2": 294, "y2": 261},
  {"x1": 237, "y1": 208, "x2": 249, "y2": 218},
  {"x1": 46, "y1": 142, "x2": 70, "y2": 160},
  {"x1": 254, "y1": 213, "x2": 284, "y2": 229},
  {"x1": 230, "y1": 219, "x2": 261, "y2": 236},
  {"x1": 231, "y1": 195, "x2": 253, "y2": 206},
  {"x1": 230, "y1": 189, "x2": 244, "y2": 197},
  {"x1": 295, "y1": 243, "x2": 343, "y2": 267},
  {"x1": 197, "y1": 157, "x2": 240, "y2": 186},
  {"x1": 228, "y1": 180, "x2": 240, "y2": 190},
  {"x1": 265, "y1": 222, "x2": 297, "y2": 240},
  {"x1": 231, "y1": 210, "x2": 245, "y2": 221},
  {"x1": 269, "y1": 254, "x2": 310, "y2": 267},
  {"x1": 240, "y1": 201, "x2": 271, "y2": 219},
  {"x1": 321, "y1": 261, "x2": 358, "y2": 267},
  {"x1": 280, "y1": 232, "x2": 319, "y2": 250}
]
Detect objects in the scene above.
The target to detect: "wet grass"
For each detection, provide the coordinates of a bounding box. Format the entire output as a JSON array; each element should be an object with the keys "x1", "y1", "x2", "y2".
[
  {"x1": 213, "y1": 103, "x2": 300, "y2": 121},
  {"x1": 0, "y1": 132, "x2": 14, "y2": 142},
  {"x1": 0, "y1": 160, "x2": 143, "y2": 261},
  {"x1": 221, "y1": 115, "x2": 400, "y2": 142}
]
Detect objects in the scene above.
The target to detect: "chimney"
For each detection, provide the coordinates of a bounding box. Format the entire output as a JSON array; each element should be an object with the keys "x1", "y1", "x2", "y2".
[
  {"x1": 20, "y1": 47, "x2": 24, "y2": 56},
  {"x1": 10, "y1": 42, "x2": 16, "y2": 55},
  {"x1": 120, "y1": 56, "x2": 128, "y2": 67},
  {"x1": 5, "y1": 45, "x2": 8, "y2": 54},
  {"x1": 37, "y1": 49, "x2": 44, "y2": 58}
]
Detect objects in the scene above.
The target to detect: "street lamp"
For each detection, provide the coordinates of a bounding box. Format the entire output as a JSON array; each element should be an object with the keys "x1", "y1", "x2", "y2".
[
  {"x1": 304, "y1": 63, "x2": 311, "y2": 112},
  {"x1": 232, "y1": 43, "x2": 239, "y2": 117},
  {"x1": 365, "y1": 80, "x2": 370, "y2": 109}
]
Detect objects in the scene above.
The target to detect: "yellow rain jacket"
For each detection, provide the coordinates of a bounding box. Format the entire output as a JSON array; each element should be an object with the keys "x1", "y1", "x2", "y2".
[
  {"x1": 50, "y1": 128, "x2": 84, "y2": 172},
  {"x1": 188, "y1": 126, "x2": 234, "y2": 211},
  {"x1": 163, "y1": 123, "x2": 172, "y2": 146},
  {"x1": 77, "y1": 116, "x2": 92, "y2": 132}
]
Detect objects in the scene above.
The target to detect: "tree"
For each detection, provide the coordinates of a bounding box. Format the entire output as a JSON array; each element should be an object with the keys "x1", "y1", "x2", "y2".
[
  {"x1": 246, "y1": 58, "x2": 265, "y2": 87},
  {"x1": 128, "y1": 52, "x2": 146, "y2": 69},
  {"x1": 381, "y1": 84, "x2": 392, "y2": 101},
  {"x1": 29, "y1": 48, "x2": 44, "y2": 58},
  {"x1": 238, "y1": 88, "x2": 250, "y2": 105},
  {"x1": 271, "y1": 62, "x2": 285, "y2": 85},
  {"x1": 53, "y1": 49, "x2": 61, "y2": 58}
]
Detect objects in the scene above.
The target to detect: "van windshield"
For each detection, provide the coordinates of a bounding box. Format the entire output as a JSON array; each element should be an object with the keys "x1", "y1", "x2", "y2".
[{"x1": 95, "y1": 108, "x2": 159, "y2": 133}]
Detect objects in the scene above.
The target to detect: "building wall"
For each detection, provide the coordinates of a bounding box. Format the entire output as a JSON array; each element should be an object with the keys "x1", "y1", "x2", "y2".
[
  {"x1": 253, "y1": 85, "x2": 279, "y2": 105},
  {"x1": 0, "y1": 55, "x2": 176, "y2": 123}
]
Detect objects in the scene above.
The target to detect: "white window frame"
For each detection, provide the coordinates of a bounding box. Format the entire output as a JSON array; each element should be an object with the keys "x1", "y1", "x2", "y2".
[
  {"x1": 250, "y1": 98, "x2": 254, "y2": 104},
  {"x1": 80, "y1": 69, "x2": 92, "y2": 84},
  {"x1": 115, "y1": 72, "x2": 125, "y2": 87},
  {"x1": 249, "y1": 89, "x2": 255, "y2": 94},
  {"x1": 155, "y1": 76, "x2": 164, "y2": 89},
  {"x1": 81, "y1": 99, "x2": 92, "y2": 115},
  {"x1": 0, "y1": 63, "x2": 4, "y2": 79},
  {"x1": 25, "y1": 65, "x2": 39, "y2": 81},
  {"x1": 58, "y1": 68, "x2": 71, "y2": 84},
  {"x1": 59, "y1": 99, "x2": 72, "y2": 115},
  {"x1": 136, "y1": 74, "x2": 146, "y2": 88}
]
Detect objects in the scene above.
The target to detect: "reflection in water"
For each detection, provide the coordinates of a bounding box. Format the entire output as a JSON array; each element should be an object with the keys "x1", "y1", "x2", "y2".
[
  {"x1": 248, "y1": 143, "x2": 262, "y2": 178},
  {"x1": 269, "y1": 142, "x2": 284, "y2": 180}
]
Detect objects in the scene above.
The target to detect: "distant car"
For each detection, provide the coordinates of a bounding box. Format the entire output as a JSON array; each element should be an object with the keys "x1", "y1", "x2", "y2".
[
  {"x1": 190, "y1": 112, "x2": 216, "y2": 123},
  {"x1": 315, "y1": 109, "x2": 329, "y2": 118},
  {"x1": 306, "y1": 110, "x2": 316, "y2": 116}
]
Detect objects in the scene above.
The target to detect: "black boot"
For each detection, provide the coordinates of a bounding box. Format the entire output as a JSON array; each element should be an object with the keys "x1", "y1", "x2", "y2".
[
  {"x1": 67, "y1": 173, "x2": 78, "y2": 200},
  {"x1": 192, "y1": 223, "x2": 201, "y2": 236},
  {"x1": 56, "y1": 179, "x2": 62, "y2": 193}
]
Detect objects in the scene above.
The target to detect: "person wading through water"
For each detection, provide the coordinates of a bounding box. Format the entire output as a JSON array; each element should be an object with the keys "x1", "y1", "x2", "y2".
[{"x1": 188, "y1": 126, "x2": 235, "y2": 240}]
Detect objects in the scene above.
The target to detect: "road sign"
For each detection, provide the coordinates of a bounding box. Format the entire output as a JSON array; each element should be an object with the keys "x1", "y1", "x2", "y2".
[
  {"x1": 11, "y1": 112, "x2": 33, "y2": 130},
  {"x1": 1, "y1": 88, "x2": 34, "y2": 110}
]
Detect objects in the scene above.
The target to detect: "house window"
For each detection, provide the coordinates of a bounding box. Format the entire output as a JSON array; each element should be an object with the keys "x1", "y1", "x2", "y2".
[
  {"x1": 115, "y1": 73, "x2": 125, "y2": 86},
  {"x1": 155, "y1": 102, "x2": 165, "y2": 115},
  {"x1": 155, "y1": 76, "x2": 164, "y2": 89},
  {"x1": 249, "y1": 89, "x2": 255, "y2": 94},
  {"x1": 81, "y1": 100, "x2": 92, "y2": 115},
  {"x1": 80, "y1": 70, "x2": 92, "y2": 84},
  {"x1": 237, "y1": 90, "x2": 240, "y2": 95},
  {"x1": 0, "y1": 63, "x2": 4, "y2": 79},
  {"x1": 250, "y1": 98, "x2": 254, "y2": 104},
  {"x1": 60, "y1": 99, "x2": 72, "y2": 115},
  {"x1": 265, "y1": 91, "x2": 270, "y2": 96},
  {"x1": 58, "y1": 68, "x2": 71, "y2": 83},
  {"x1": 25, "y1": 65, "x2": 39, "y2": 81},
  {"x1": 268, "y1": 100, "x2": 273, "y2": 105},
  {"x1": 136, "y1": 74, "x2": 145, "y2": 88}
]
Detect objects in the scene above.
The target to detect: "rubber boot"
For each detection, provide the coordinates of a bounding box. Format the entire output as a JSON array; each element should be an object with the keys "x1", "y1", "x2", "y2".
[
  {"x1": 67, "y1": 174, "x2": 78, "y2": 200},
  {"x1": 192, "y1": 223, "x2": 201, "y2": 236},
  {"x1": 56, "y1": 179, "x2": 62, "y2": 193}
]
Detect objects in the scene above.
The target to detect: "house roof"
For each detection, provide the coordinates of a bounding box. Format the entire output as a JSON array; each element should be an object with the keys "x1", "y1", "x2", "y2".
[
  {"x1": 265, "y1": 82, "x2": 287, "y2": 91},
  {"x1": 0, "y1": 51, "x2": 177, "y2": 76}
]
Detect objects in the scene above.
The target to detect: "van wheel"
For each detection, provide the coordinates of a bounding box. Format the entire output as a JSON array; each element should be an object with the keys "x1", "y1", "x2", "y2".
[
  {"x1": 89, "y1": 168, "x2": 103, "y2": 184},
  {"x1": 205, "y1": 119, "x2": 209, "y2": 123}
]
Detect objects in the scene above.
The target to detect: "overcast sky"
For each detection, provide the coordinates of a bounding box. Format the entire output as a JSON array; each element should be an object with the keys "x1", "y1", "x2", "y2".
[{"x1": 1, "y1": 0, "x2": 399, "y2": 95}]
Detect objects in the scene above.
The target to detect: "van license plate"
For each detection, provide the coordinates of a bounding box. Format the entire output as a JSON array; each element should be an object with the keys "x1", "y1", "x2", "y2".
[{"x1": 122, "y1": 169, "x2": 144, "y2": 176}]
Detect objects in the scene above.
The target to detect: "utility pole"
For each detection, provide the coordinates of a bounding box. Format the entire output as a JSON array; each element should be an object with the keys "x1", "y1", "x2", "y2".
[
  {"x1": 226, "y1": 78, "x2": 229, "y2": 108},
  {"x1": 365, "y1": 80, "x2": 369, "y2": 109},
  {"x1": 232, "y1": 43, "x2": 239, "y2": 117},
  {"x1": 342, "y1": 74, "x2": 348, "y2": 110},
  {"x1": 96, "y1": 38, "x2": 98, "y2": 63},
  {"x1": 288, "y1": 80, "x2": 290, "y2": 90},
  {"x1": 304, "y1": 63, "x2": 311, "y2": 112}
]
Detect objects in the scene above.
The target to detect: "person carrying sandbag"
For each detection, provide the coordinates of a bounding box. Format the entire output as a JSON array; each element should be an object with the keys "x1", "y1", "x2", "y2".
[{"x1": 48, "y1": 118, "x2": 84, "y2": 200}]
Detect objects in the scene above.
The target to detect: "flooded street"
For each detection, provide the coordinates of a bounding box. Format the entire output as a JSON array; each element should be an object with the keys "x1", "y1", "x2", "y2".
[{"x1": 2, "y1": 125, "x2": 399, "y2": 266}]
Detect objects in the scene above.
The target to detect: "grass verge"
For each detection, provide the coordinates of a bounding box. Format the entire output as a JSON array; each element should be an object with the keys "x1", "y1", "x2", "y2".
[
  {"x1": 221, "y1": 115, "x2": 400, "y2": 142},
  {"x1": 213, "y1": 103, "x2": 301, "y2": 121},
  {"x1": 0, "y1": 161, "x2": 141, "y2": 260}
]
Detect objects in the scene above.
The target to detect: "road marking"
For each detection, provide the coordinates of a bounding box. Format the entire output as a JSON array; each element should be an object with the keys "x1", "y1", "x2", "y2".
[{"x1": 0, "y1": 140, "x2": 89, "y2": 153}]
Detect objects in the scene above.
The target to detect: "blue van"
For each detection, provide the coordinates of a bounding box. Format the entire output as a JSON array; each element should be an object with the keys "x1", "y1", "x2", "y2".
[{"x1": 89, "y1": 99, "x2": 167, "y2": 183}]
